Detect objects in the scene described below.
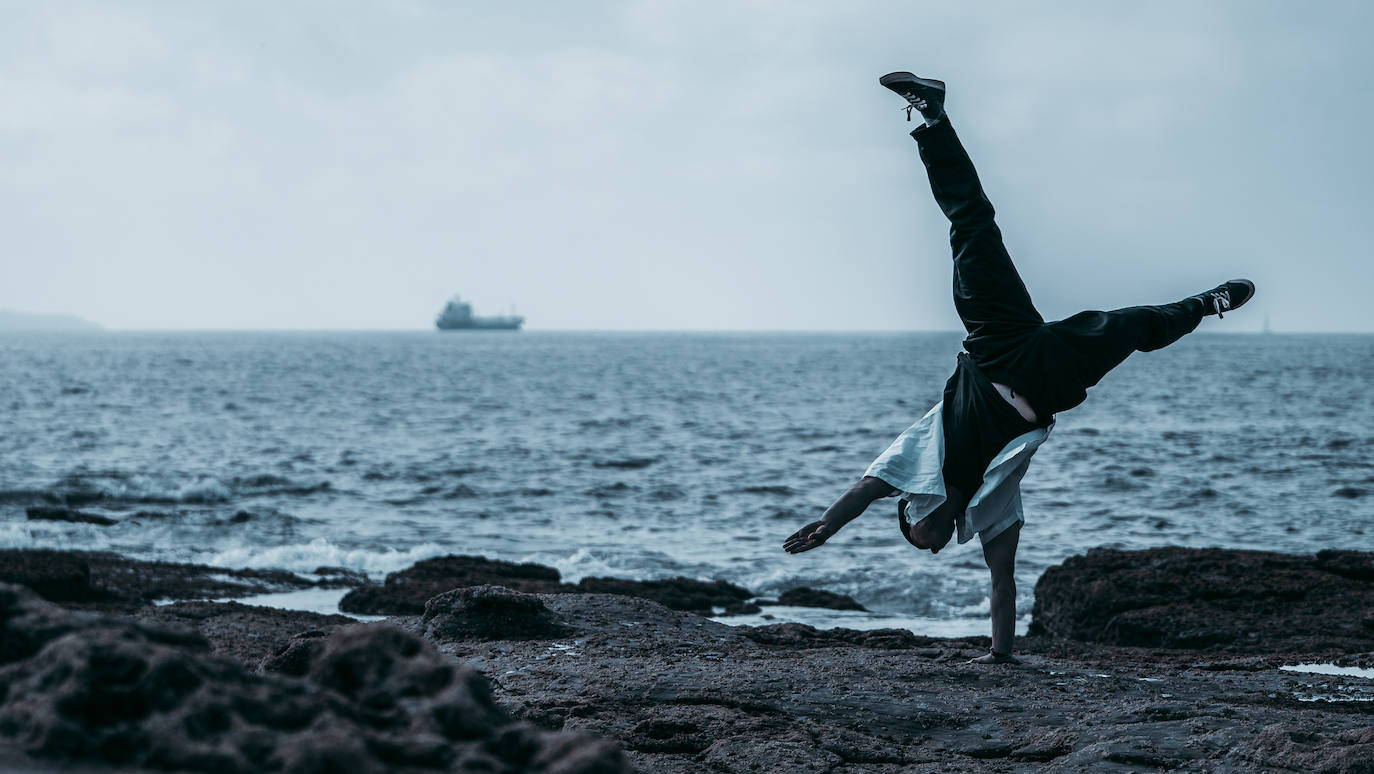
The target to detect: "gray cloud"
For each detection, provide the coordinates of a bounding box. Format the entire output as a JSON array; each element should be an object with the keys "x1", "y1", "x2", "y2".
[{"x1": 2, "y1": 0, "x2": 1370, "y2": 331}]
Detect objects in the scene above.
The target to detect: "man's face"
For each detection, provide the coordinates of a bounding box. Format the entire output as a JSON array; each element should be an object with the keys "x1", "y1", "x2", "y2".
[{"x1": 908, "y1": 496, "x2": 961, "y2": 554}]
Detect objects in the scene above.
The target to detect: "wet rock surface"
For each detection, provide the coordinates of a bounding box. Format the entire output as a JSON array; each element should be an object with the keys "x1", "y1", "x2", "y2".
[
  {"x1": 0, "y1": 549, "x2": 328, "y2": 610},
  {"x1": 3, "y1": 547, "x2": 1373, "y2": 773},
  {"x1": 1029, "y1": 546, "x2": 1374, "y2": 655},
  {"x1": 421, "y1": 585, "x2": 572, "y2": 641},
  {"x1": 430, "y1": 590, "x2": 1374, "y2": 774},
  {"x1": 0, "y1": 583, "x2": 628, "y2": 774},
  {"x1": 130, "y1": 601, "x2": 357, "y2": 666},
  {"x1": 340, "y1": 555, "x2": 568, "y2": 615},
  {"x1": 770, "y1": 586, "x2": 867, "y2": 611},
  {"x1": 572, "y1": 576, "x2": 752, "y2": 615},
  {"x1": 339, "y1": 554, "x2": 759, "y2": 616}
]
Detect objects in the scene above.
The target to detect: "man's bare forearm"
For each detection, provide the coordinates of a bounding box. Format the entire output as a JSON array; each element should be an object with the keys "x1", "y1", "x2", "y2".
[{"x1": 820, "y1": 476, "x2": 896, "y2": 532}]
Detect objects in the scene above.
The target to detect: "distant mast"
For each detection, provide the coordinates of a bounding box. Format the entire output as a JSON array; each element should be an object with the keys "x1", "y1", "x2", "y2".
[
  {"x1": 435, "y1": 296, "x2": 524, "y2": 331},
  {"x1": 1261, "y1": 314, "x2": 1272, "y2": 335}
]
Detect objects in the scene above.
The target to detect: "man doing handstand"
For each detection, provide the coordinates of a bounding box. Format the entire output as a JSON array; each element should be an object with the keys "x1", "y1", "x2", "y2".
[{"x1": 783, "y1": 73, "x2": 1255, "y2": 664}]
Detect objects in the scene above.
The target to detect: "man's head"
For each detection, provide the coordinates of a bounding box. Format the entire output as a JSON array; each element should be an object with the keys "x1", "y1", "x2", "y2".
[
  {"x1": 906, "y1": 486, "x2": 965, "y2": 554},
  {"x1": 909, "y1": 512, "x2": 956, "y2": 554}
]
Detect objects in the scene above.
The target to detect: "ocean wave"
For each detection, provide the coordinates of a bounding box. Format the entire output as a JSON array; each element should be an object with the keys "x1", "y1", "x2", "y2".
[
  {"x1": 12, "y1": 471, "x2": 336, "y2": 506},
  {"x1": 204, "y1": 538, "x2": 448, "y2": 579}
]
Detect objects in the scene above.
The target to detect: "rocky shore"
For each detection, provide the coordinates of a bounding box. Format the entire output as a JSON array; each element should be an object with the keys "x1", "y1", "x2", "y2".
[{"x1": 0, "y1": 547, "x2": 1371, "y2": 773}]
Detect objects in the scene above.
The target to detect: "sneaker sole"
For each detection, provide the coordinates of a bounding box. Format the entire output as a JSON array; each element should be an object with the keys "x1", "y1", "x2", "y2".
[
  {"x1": 1227, "y1": 278, "x2": 1256, "y2": 309},
  {"x1": 878, "y1": 72, "x2": 946, "y2": 100}
]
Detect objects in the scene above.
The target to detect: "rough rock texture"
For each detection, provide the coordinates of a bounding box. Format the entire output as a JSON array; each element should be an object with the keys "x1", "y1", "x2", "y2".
[
  {"x1": 421, "y1": 588, "x2": 1374, "y2": 774},
  {"x1": 0, "y1": 549, "x2": 326, "y2": 610},
  {"x1": 743, "y1": 622, "x2": 919, "y2": 650},
  {"x1": 339, "y1": 554, "x2": 759, "y2": 617},
  {"x1": 573, "y1": 576, "x2": 752, "y2": 615},
  {"x1": 421, "y1": 586, "x2": 572, "y2": 641},
  {"x1": 1029, "y1": 546, "x2": 1374, "y2": 655},
  {"x1": 771, "y1": 586, "x2": 866, "y2": 611},
  {"x1": 340, "y1": 555, "x2": 568, "y2": 615},
  {"x1": 0, "y1": 583, "x2": 628, "y2": 774},
  {"x1": 130, "y1": 601, "x2": 358, "y2": 666}
]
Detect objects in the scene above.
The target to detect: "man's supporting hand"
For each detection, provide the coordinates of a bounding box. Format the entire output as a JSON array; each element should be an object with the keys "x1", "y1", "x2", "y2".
[{"x1": 783, "y1": 520, "x2": 835, "y2": 553}]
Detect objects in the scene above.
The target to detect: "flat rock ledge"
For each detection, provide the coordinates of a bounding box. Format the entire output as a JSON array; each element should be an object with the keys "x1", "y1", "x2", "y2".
[{"x1": 0, "y1": 583, "x2": 629, "y2": 774}]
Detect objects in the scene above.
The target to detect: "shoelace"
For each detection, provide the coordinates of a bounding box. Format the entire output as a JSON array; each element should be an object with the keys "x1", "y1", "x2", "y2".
[
  {"x1": 1206, "y1": 289, "x2": 1232, "y2": 318},
  {"x1": 903, "y1": 96, "x2": 928, "y2": 122}
]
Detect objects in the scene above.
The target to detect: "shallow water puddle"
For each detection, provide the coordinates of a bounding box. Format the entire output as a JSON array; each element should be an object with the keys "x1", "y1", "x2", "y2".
[
  {"x1": 1279, "y1": 663, "x2": 1374, "y2": 702},
  {"x1": 1280, "y1": 663, "x2": 1374, "y2": 679}
]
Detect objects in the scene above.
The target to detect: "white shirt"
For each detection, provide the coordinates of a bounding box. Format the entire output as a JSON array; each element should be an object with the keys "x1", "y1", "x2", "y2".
[{"x1": 864, "y1": 401, "x2": 1054, "y2": 546}]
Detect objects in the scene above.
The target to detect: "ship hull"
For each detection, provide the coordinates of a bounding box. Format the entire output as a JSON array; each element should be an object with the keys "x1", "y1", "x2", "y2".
[{"x1": 436, "y1": 318, "x2": 524, "y2": 331}]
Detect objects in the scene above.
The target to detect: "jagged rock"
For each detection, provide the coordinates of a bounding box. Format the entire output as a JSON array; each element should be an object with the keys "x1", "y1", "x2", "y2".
[
  {"x1": 772, "y1": 587, "x2": 866, "y2": 611},
  {"x1": 312, "y1": 566, "x2": 371, "y2": 587},
  {"x1": 422, "y1": 586, "x2": 572, "y2": 641},
  {"x1": 1029, "y1": 547, "x2": 1374, "y2": 654},
  {"x1": 1246, "y1": 725, "x2": 1374, "y2": 774},
  {"x1": 574, "y1": 576, "x2": 752, "y2": 615},
  {"x1": 0, "y1": 549, "x2": 319, "y2": 609},
  {"x1": 0, "y1": 583, "x2": 629, "y2": 773},
  {"x1": 340, "y1": 555, "x2": 569, "y2": 615},
  {"x1": 24, "y1": 506, "x2": 117, "y2": 526},
  {"x1": 131, "y1": 602, "x2": 356, "y2": 666},
  {"x1": 340, "y1": 555, "x2": 758, "y2": 618},
  {"x1": 1315, "y1": 549, "x2": 1374, "y2": 581},
  {"x1": 743, "y1": 622, "x2": 922, "y2": 650},
  {"x1": 0, "y1": 550, "x2": 92, "y2": 602}
]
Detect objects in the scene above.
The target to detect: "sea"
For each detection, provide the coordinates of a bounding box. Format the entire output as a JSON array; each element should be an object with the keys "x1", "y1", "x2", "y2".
[{"x1": 3, "y1": 331, "x2": 1372, "y2": 636}]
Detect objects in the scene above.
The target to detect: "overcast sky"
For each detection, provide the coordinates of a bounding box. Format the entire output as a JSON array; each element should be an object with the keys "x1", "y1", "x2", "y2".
[{"x1": 3, "y1": 1, "x2": 1372, "y2": 331}]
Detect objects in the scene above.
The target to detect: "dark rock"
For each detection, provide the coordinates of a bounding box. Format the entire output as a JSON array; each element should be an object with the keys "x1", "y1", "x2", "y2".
[
  {"x1": 0, "y1": 583, "x2": 629, "y2": 773},
  {"x1": 131, "y1": 601, "x2": 356, "y2": 666},
  {"x1": 1008, "y1": 729, "x2": 1076, "y2": 762},
  {"x1": 340, "y1": 555, "x2": 568, "y2": 615},
  {"x1": 774, "y1": 586, "x2": 866, "y2": 611},
  {"x1": 719, "y1": 601, "x2": 762, "y2": 615},
  {"x1": 0, "y1": 549, "x2": 320, "y2": 608},
  {"x1": 0, "y1": 549, "x2": 92, "y2": 602},
  {"x1": 1029, "y1": 547, "x2": 1374, "y2": 654},
  {"x1": 313, "y1": 566, "x2": 372, "y2": 587},
  {"x1": 1246, "y1": 725, "x2": 1374, "y2": 774},
  {"x1": 1315, "y1": 549, "x2": 1374, "y2": 581},
  {"x1": 744, "y1": 622, "x2": 922, "y2": 650},
  {"x1": 422, "y1": 585, "x2": 572, "y2": 641},
  {"x1": 24, "y1": 506, "x2": 117, "y2": 526},
  {"x1": 1332, "y1": 486, "x2": 1366, "y2": 499},
  {"x1": 259, "y1": 630, "x2": 332, "y2": 676},
  {"x1": 575, "y1": 576, "x2": 751, "y2": 615}
]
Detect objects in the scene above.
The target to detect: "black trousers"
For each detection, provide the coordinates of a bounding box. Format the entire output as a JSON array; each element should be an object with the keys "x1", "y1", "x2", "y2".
[
  {"x1": 914, "y1": 118, "x2": 1203, "y2": 421},
  {"x1": 913, "y1": 118, "x2": 1203, "y2": 504}
]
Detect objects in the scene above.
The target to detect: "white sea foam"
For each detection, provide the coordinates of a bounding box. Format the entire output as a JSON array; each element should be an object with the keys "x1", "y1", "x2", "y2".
[{"x1": 204, "y1": 538, "x2": 447, "y2": 579}]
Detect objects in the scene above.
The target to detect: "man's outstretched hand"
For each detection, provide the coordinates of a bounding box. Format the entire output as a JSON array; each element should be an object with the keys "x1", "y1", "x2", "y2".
[{"x1": 784, "y1": 520, "x2": 835, "y2": 554}]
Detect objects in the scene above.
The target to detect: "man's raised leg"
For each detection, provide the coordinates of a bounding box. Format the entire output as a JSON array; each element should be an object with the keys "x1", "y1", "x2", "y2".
[{"x1": 880, "y1": 73, "x2": 1045, "y2": 343}]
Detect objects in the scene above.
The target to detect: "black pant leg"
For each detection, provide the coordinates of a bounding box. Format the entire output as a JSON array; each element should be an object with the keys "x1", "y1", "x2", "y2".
[
  {"x1": 1047, "y1": 299, "x2": 1205, "y2": 389},
  {"x1": 912, "y1": 118, "x2": 1044, "y2": 341}
]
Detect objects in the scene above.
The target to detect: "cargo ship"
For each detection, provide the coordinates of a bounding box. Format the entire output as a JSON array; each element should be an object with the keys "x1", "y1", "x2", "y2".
[{"x1": 435, "y1": 297, "x2": 524, "y2": 331}]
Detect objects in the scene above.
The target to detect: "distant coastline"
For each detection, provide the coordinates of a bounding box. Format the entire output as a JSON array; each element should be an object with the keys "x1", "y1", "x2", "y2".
[{"x1": 0, "y1": 308, "x2": 102, "y2": 331}]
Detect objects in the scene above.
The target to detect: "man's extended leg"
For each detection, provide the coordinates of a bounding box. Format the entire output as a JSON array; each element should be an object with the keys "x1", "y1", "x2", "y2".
[
  {"x1": 1051, "y1": 279, "x2": 1256, "y2": 391},
  {"x1": 911, "y1": 116, "x2": 1045, "y2": 346}
]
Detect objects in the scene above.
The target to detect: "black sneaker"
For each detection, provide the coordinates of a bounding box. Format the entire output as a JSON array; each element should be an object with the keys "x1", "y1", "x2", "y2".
[
  {"x1": 879, "y1": 72, "x2": 946, "y2": 122},
  {"x1": 1193, "y1": 279, "x2": 1256, "y2": 318}
]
